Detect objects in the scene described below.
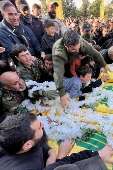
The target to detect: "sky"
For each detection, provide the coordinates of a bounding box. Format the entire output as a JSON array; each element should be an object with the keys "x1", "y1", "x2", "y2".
[{"x1": 27, "y1": 0, "x2": 112, "y2": 9}]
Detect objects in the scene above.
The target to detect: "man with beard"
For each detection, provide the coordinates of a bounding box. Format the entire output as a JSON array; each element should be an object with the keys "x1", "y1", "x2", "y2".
[
  {"x1": 18, "y1": 3, "x2": 45, "y2": 44},
  {"x1": 52, "y1": 29, "x2": 110, "y2": 108},
  {"x1": 0, "y1": 112, "x2": 57, "y2": 170},
  {"x1": 43, "y1": 1, "x2": 67, "y2": 36},
  {"x1": 81, "y1": 23, "x2": 94, "y2": 43}
]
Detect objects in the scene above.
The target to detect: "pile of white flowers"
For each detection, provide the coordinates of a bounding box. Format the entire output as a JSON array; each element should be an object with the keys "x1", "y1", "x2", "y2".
[{"x1": 21, "y1": 81, "x2": 113, "y2": 145}]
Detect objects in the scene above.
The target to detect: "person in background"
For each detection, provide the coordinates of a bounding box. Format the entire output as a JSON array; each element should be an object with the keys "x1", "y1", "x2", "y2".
[
  {"x1": 97, "y1": 25, "x2": 111, "y2": 47},
  {"x1": 19, "y1": 3, "x2": 45, "y2": 44},
  {"x1": 41, "y1": 20, "x2": 60, "y2": 54},
  {"x1": 32, "y1": 3, "x2": 42, "y2": 20},
  {"x1": 81, "y1": 23, "x2": 94, "y2": 43},
  {"x1": 40, "y1": 54, "x2": 54, "y2": 82},
  {"x1": 101, "y1": 46, "x2": 113, "y2": 64}
]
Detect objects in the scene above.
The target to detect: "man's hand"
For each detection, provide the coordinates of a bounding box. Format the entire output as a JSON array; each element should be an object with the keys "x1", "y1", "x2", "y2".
[
  {"x1": 0, "y1": 60, "x2": 7, "y2": 68},
  {"x1": 98, "y1": 145, "x2": 113, "y2": 163},
  {"x1": 0, "y1": 47, "x2": 5, "y2": 53},
  {"x1": 60, "y1": 95, "x2": 70, "y2": 108},
  {"x1": 57, "y1": 140, "x2": 75, "y2": 159},
  {"x1": 101, "y1": 75, "x2": 110, "y2": 82},
  {"x1": 46, "y1": 149, "x2": 56, "y2": 166},
  {"x1": 100, "y1": 66, "x2": 111, "y2": 73},
  {"x1": 41, "y1": 52, "x2": 45, "y2": 59},
  {"x1": 31, "y1": 56, "x2": 37, "y2": 63}
]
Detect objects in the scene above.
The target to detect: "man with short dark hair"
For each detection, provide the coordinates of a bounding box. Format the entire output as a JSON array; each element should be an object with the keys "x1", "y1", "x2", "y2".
[
  {"x1": 40, "y1": 54, "x2": 54, "y2": 82},
  {"x1": 0, "y1": 1, "x2": 45, "y2": 61},
  {"x1": 19, "y1": 3, "x2": 45, "y2": 44},
  {"x1": 81, "y1": 22, "x2": 93, "y2": 43},
  {"x1": 0, "y1": 112, "x2": 57, "y2": 170},
  {"x1": 52, "y1": 29, "x2": 110, "y2": 108},
  {"x1": 32, "y1": 3, "x2": 42, "y2": 20}
]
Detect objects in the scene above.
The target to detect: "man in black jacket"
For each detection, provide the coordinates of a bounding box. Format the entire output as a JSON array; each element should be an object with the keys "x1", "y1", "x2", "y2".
[{"x1": 19, "y1": 3, "x2": 45, "y2": 44}]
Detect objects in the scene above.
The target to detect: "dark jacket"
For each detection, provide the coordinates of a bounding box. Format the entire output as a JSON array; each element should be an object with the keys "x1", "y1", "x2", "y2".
[
  {"x1": 20, "y1": 14, "x2": 45, "y2": 43},
  {"x1": 41, "y1": 32, "x2": 60, "y2": 54},
  {"x1": 0, "y1": 144, "x2": 51, "y2": 170},
  {"x1": 0, "y1": 22, "x2": 43, "y2": 60},
  {"x1": 43, "y1": 150, "x2": 98, "y2": 170},
  {"x1": 52, "y1": 37, "x2": 106, "y2": 97}
]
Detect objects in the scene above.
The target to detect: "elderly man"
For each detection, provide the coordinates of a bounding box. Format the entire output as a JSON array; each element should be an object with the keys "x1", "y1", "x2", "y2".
[
  {"x1": 0, "y1": 112, "x2": 57, "y2": 170},
  {"x1": 0, "y1": 1, "x2": 45, "y2": 62},
  {"x1": 52, "y1": 29, "x2": 110, "y2": 108},
  {"x1": 101, "y1": 46, "x2": 113, "y2": 64},
  {"x1": 0, "y1": 71, "x2": 59, "y2": 121}
]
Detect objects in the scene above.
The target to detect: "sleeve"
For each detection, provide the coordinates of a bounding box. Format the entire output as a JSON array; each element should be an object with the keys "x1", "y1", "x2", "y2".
[
  {"x1": 42, "y1": 143, "x2": 51, "y2": 156},
  {"x1": 80, "y1": 38, "x2": 106, "y2": 67},
  {"x1": 90, "y1": 79, "x2": 102, "y2": 88},
  {"x1": 53, "y1": 55, "x2": 66, "y2": 97},
  {"x1": 0, "y1": 31, "x2": 17, "y2": 58},
  {"x1": 70, "y1": 60, "x2": 77, "y2": 76},
  {"x1": 25, "y1": 26, "x2": 44, "y2": 53},
  {"x1": 43, "y1": 150, "x2": 99, "y2": 170},
  {"x1": 69, "y1": 83, "x2": 82, "y2": 98}
]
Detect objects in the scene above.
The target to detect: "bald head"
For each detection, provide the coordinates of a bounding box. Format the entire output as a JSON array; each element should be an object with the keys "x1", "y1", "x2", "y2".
[
  {"x1": 0, "y1": 71, "x2": 25, "y2": 91},
  {"x1": 108, "y1": 46, "x2": 113, "y2": 55},
  {"x1": 0, "y1": 71, "x2": 17, "y2": 86}
]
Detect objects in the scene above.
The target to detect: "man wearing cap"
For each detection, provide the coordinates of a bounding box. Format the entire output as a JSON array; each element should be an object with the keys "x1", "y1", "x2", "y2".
[
  {"x1": 81, "y1": 22, "x2": 94, "y2": 43},
  {"x1": 52, "y1": 29, "x2": 110, "y2": 108},
  {"x1": 43, "y1": 1, "x2": 67, "y2": 36},
  {"x1": 19, "y1": 3, "x2": 45, "y2": 44}
]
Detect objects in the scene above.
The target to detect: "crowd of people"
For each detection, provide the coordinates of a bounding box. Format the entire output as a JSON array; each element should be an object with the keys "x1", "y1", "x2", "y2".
[{"x1": 0, "y1": 0, "x2": 113, "y2": 170}]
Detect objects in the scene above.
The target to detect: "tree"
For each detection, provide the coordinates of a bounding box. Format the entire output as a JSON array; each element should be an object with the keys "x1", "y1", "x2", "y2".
[
  {"x1": 62, "y1": 0, "x2": 77, "y2": 18},
  {"x1": 105, "y1": 4, "x2": 113, "y2": 17},
  {"x1": 88, "y1": 0, "x2": 101, "y2": 17},
  {"x1": 79, "y1": 0, "x2": 90, "y2": 17}
]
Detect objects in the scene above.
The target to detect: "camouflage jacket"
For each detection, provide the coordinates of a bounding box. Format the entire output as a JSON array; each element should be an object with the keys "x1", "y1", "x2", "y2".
[
  {"x1": 0, "y1": 87, "x2": 28, "y2": 116},
  {"x1": 17, "y1": 61, "x2": 42, "y2": 82}
]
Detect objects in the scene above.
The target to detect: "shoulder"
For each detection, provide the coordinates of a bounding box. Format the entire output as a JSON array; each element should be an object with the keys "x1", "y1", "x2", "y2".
[{"x1": 52, "y1": 38, "x2": 67, "y2": 59}]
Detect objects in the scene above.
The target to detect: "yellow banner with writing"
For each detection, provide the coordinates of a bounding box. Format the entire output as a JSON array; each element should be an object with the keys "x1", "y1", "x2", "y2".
[
  {"x1": 100, "y1": 0, "x2": 104, "y2": 20},
  {"x1": 46, "y1": 0, "x2": 64, "y2": 20}
]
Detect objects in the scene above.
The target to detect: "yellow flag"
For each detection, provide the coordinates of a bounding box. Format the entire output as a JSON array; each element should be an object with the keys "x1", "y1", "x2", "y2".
[
  {"x1": 56, "y1": 0, "x2": 64, "y2": 20},
  {"x1": 100, "y1": 0, "x2": 104, "y2": 20}
]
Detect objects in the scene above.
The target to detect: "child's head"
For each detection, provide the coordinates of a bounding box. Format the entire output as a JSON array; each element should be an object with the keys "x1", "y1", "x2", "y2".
[
  {"x1": 76, "y1": 66, "x2": 92, "y2": 83},
  {"x1": 44, "y1": 20, "x2": 56, "y2": 36},
  {"x1": 81, "y1": 55, "x2": 95, "y2": 67},
  {"x1": 44, "y1": 54, "x2": 53, "y2": 70}
]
